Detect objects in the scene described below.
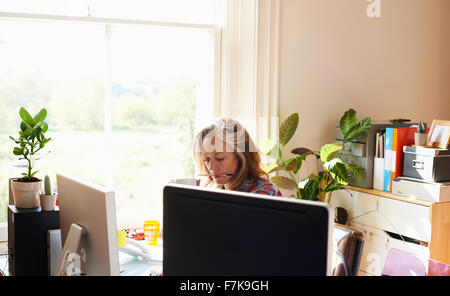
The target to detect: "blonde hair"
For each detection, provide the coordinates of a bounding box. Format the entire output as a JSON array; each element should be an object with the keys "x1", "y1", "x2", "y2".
[{"x1": 193, "y1": 118, "x2": 268, "y2": 190}]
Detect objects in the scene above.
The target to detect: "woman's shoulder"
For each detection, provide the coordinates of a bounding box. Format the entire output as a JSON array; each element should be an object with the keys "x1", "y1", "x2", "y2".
[{"x1": 250, "y1": 177, "x2": 283, "y2": 197}]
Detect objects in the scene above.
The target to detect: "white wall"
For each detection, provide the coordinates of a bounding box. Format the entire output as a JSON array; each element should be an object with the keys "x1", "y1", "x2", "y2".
[{"x1": 278, "y1": 0, "x2": 450, "y2": 159}]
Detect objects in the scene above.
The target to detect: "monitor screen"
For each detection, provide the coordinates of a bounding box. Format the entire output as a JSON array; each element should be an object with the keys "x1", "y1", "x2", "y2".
[
  {"x1": 163, "y1": 184, "x2": 333, "y2": 276},
  {"x1": 56, "y1": 173, "x2": 120, "y2": 276}
]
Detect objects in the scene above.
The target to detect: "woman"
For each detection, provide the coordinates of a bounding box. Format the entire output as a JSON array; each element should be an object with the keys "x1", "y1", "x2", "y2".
[{"x1": 193, "y1": 118, "x2": 282, "y2": 197}]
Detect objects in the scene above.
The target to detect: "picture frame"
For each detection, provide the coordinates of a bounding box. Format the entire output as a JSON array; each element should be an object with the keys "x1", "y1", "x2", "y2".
[{"x1": 426, "y1": 119, "x2": 450, "y2": 149}]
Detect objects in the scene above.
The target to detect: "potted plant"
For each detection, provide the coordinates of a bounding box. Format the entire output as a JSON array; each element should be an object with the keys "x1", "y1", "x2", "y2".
[
  {"x1": 40, "y1": 175, "x2": 57, "y2": 211},
  {"x1": 9, "y1": 107, "x2": 52, "y2": 208},
  {"x1": 414, "y1": 121, "x2": 427, "y2": 146},
  {"x1": 260, "y1": 109, "x2": 371, "y2": 224}
]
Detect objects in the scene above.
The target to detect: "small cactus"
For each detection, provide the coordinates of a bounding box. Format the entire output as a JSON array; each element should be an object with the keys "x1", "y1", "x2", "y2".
[
  {"x1": 44, "y1": 175, "x2": 52, "y2": 195},
  {"x1": 417, "y1": 121, "x2": 427, "y2": 134}
]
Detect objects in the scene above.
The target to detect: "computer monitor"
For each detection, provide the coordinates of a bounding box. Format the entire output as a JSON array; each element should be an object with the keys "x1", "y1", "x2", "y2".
[
  {"x1": 55, "y1": 173, "x2": 120, "y2": 276},
  {"x1": 163, "y1": 184, "x2": 333, "y2": 276}
]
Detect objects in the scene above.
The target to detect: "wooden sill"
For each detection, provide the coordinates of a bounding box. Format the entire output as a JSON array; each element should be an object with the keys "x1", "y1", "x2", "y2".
[{"x1": 344, "y1": 185, "x2": 434, "y2": 207}]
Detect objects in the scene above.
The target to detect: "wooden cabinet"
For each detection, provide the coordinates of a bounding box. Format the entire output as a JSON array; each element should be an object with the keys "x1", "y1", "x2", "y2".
[
  {"x1": 430, "y1": 202, "x2": 450, "y2": 264},
  {"x1": 331, "y1": 186, "x2": 448, "y2": 275}
]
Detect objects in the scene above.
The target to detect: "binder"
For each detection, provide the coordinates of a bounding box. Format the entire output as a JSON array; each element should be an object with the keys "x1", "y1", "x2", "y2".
[
  {"x1": 390, "y1": 128, "x2": 416, "y2": 190},
  {"x1": 383, "y1": 128, "x2": 393, "y2": 192}
]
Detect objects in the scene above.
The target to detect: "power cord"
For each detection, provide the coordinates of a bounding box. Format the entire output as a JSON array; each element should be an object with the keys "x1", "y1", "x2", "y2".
[
  {"x1": 347, "y1": 199, "x2": 406, "y2": 244},
  {"x1": 332, "y1": 246, "x2": 350, "y2": 276}
]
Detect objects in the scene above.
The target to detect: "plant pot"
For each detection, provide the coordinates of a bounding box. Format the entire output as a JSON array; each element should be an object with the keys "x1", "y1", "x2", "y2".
[
  {"x1": 414, "y1": 132, "x2": 427, "y2": 147},
  {"x1": 40, "y1": 194, "x2": 56, "y2": 211},
  {"x1": 11, "y1": 178, "x2": 42, "y2": 209}
]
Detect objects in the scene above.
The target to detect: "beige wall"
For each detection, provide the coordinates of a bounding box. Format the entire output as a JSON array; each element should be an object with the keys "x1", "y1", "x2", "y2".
[{"x1": 278, "y1": 0, "x2": 450, "y2": 155}]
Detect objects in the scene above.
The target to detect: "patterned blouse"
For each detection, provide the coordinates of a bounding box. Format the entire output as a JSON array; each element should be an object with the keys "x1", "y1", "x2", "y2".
[{"x1": 235, "y1": 177, "x2": 283, "y2": 197}]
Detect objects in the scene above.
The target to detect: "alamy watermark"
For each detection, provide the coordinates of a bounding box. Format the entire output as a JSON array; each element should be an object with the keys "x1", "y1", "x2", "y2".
[{"x1": 366, "y1": 0, "x2": 382, "y2": 18}]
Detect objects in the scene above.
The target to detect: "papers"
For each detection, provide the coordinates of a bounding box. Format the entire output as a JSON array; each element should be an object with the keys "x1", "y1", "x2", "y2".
[
  {"x1": 375, "y1": 131, "x2": 384, "y2": 158},
  {"x1": 430, "y1": 125, "x2": 449, "y2": 143}
]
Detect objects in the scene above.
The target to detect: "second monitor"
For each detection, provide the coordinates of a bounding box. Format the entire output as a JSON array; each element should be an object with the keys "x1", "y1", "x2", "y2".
[{"x1": 163, "y1": 184, "x2": 333, "y2": 276}]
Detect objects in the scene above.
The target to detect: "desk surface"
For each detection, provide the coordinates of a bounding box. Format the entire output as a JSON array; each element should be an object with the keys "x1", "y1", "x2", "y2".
[
  {"x1": 0, "y1": 248, "x2": 162, "y2": 276},
  {"x1": 119, "y1": 242, "x2": 163, "y2": 276},
  {"x1": 119, "y1": 253, "x2": 162, "y2": 276}
]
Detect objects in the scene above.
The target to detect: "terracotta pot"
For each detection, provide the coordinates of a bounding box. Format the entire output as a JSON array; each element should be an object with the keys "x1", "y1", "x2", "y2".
[
  {"x1": 414, "y1": 132, "x2": 427, "y2": 147},
  {"x1": 40, "y1": 194, "x2": 56, "y2": 211},
  {"x1": 11, "y1": 179, "x2": 42, "y2": 209}
]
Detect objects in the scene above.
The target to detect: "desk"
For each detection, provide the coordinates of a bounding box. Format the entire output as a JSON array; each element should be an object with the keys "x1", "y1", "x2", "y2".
[
  {"x1": 119, "y1": 241, "x2": 163, "y2": 276},
  {"x1": 119, "y1": 253, "x2": 162, "y2": 276}
]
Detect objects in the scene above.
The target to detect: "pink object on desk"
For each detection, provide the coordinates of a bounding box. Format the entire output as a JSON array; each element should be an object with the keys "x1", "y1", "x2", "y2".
[
  {"x1": 428, "y1": 259, "x2": 450, "y2": 276},
  {"x1": 382, "y1": 248, "x2": 427, "y2": 276}
]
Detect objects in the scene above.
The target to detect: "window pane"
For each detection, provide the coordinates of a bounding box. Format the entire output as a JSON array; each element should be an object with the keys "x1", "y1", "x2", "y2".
[
  {"x1": 0, "y1": 19, "x2": 216, "y2": 226},
  {"x1": 0, "y1": 0, "x2": 218, "y2": 25},
  {"x1": 0, "y1": 20, "x2": 106, "y2": 222},
  {"x1": 110, "y1": 26, "x2": 214, "y2": 227},
  {"x1": 90, "y1": 0, "x2": 218, "y2": 24},
  {"x1": 0, "y1": 0, "x2": 89, "y2": 17}
]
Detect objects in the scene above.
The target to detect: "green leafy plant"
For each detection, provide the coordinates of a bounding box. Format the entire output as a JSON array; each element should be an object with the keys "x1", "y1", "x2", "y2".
[
  {"x1": 260, "y1": 109, "x2": 371, "y2": 204},
  {"x1": 9, "y1": 107, "x2": 52, "y2": 182},
  {"x1": 417, "y1": 121, "x2": 427, "y2": 134}
]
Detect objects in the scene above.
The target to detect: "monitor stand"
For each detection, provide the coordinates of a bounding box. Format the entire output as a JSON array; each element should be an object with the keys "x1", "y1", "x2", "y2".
[{"x1": 54, "y1": 223, "x2": 87, "y2": 276}]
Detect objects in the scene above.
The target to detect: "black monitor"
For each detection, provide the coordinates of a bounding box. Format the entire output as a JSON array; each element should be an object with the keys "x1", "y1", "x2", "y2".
[{"x1": 163, "y1": 184, "x2": 333, "y2": 276}]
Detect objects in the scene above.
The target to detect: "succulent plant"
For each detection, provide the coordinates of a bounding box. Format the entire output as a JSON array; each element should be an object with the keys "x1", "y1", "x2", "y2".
[
  {"x1": 44, "y1": 175, "x2": 52, "y2": 195},
  {"x1": 417, "y1": 121, "x2": 427, "y2": 134}
]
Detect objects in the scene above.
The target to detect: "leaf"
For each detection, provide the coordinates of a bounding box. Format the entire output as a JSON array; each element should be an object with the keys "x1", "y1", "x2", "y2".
[
  {"x1": 339, "y1": 109, "x2": 356, "y2": 135},
  {"x1": 13, "y1": 147, "x2": 23, "y2": 155},
  {"x1": 324, "y1": 158, "x2": 344, "y2": 171},
  {"x1": 320, "y1": 143, "x2": 343, "y2": 163},
  {"x1": 33, "y1": 108, "x2": 47, "y2": 123},
  {"x1": 19, "y1": 107, "x2": 35, "y2": 127},
  {"x1": 270, "y1": 176, "x2": 298, "y2": 190},
  {"x1": 263, "y1": 163, "x2": 281, "y2": 174},
  {"x1": 303, "y1": 177, "x2": 321, "y2": 201},
  {"x1": 291, "y1": 147, "x2": 312, "y2": 155},
  {"x1": 347, "y1": 164, "x2": 362, "y2": 180},
  {"x1": 21, "y1": 126, "x2": 32, "y2": 138},
  {"x1": 279, "y1": 113, "x2": 299, "y2": 146},
  {"x1": 20, "y1": 121, "x2": 29, "y2": 132},
  {"x1": 31, "y1": 171, "x2": 39, "y2": 177},
  {"x1": 298, "y1": 176, "x2": 310, "y2": 189},
  {"x1": 329, "y1": 162, "x2": 349, "y2": 185},
  {"x1": 343, "y1": 117, "x2": 372, "y2": 143},
  {"x1": 292, "y1": 156, "x2": 305, "y2": 174},
  {"x1": 41, "y1": 122, "x2": 48, "y2": 133},
  {"x1": 325, "y1": 179, "x2": 344, "y2": 193},
  {"x1": 282, "y1": 158, "x2": 296, "y2": 170},
  {"x1": 259, "y1": 138, "x2": 276, "y2": 156}
]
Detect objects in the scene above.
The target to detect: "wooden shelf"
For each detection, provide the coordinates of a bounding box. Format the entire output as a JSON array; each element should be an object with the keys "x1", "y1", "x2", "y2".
[{"x1": 344, "y1": 185, "x2": 434, "y2": 207}]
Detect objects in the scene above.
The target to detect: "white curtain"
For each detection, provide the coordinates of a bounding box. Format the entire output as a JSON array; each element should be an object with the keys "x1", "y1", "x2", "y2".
[{"x1": 216, "y1": 0, "x2": 281, "y2": 160}]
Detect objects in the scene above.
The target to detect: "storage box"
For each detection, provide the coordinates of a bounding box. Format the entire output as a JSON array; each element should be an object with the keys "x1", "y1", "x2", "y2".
[
  {"x1": 392, "y1": 177, "x2": 450, "y2": 203},
  {"x1": 403, "y1": 146, "x2": 450, "y2": 182}
]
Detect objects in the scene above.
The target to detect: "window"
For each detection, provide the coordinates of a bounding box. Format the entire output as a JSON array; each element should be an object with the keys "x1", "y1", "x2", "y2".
[
  {"x1": 0, "y1": 0, "x2": 281, "y2": 233},
  {"x1": 0, "y1": 1, "x2": 219, "y2": 228}
]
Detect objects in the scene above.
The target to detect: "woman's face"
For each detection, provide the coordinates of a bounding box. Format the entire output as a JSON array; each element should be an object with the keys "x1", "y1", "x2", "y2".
[{"x1": 201, "y1": 137, "x2": 239, "y2": 186}]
